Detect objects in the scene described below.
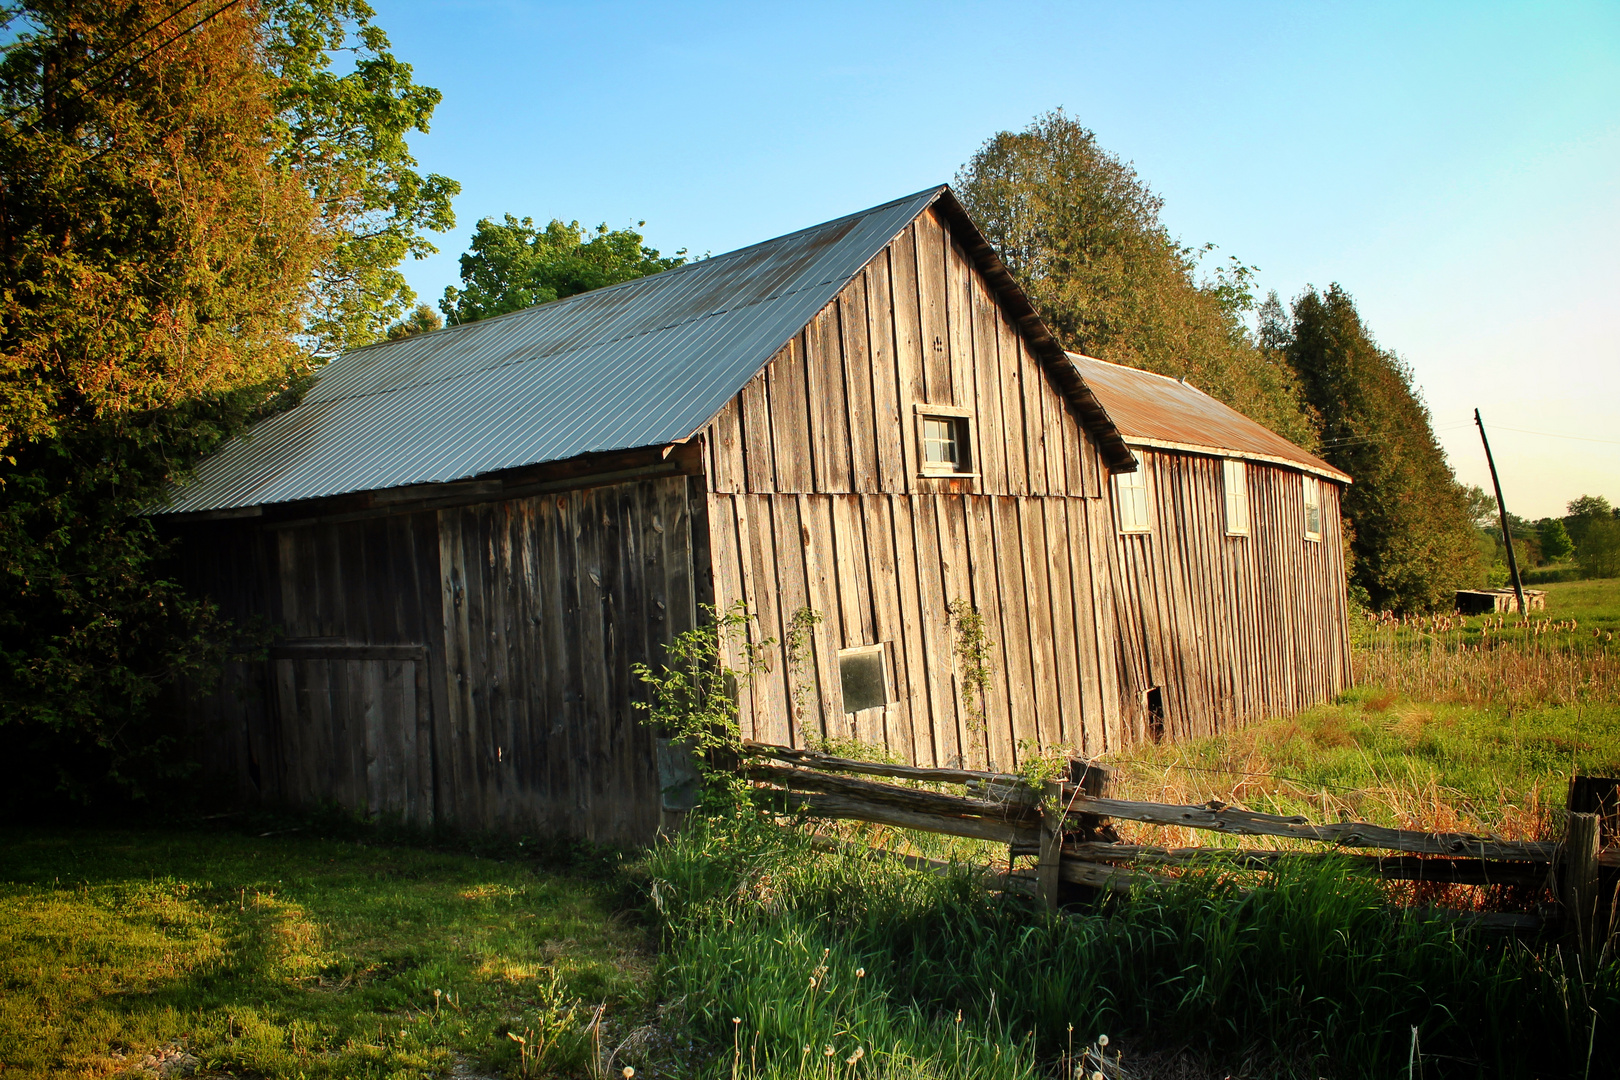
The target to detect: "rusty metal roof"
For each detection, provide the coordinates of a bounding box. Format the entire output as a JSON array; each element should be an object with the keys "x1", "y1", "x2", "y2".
[
  {"x1": 1067, "y1": 353, "x2": 1351, "y2": 484},
  {"x1": 164, "y1": 188, "x2": 955, "y2": 513}
]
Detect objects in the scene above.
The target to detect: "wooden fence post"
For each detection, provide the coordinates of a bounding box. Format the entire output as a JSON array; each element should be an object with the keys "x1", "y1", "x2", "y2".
[
  {"x1": 1038, "y1": 779, "x2": 1064, "y2": 910},
  {"x1": 1563, "y1": 813, "x2": 1601, "y2": 963},
  {"x1": 1068, "y1": 757, "x2": 1116, "y2": 842}
]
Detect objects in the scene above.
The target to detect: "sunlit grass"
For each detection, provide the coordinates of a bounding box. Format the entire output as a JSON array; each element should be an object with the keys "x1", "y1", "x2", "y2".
[{"x1": 0, "y1": 829, "x2": 651, "y2": 1079}]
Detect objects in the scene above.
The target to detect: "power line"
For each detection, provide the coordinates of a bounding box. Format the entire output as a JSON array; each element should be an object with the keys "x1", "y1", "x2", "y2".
[
  {"x1": 1483, "y1": 424, "x2": 1620, "y2": 448},
  {"x1": 0, "y1": 0, "x2": 241, "y2": 156},
  {"x1": 0, "y1": 0, "x2": 211, "y2": 130}
]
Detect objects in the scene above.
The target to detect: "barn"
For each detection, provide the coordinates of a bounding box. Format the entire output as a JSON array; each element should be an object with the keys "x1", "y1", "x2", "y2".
[{"x1": 163, "y1": 186, "x2": 1351, "y2": 843}]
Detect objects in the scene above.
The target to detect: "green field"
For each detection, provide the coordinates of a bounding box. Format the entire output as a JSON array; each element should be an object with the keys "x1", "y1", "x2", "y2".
[
  {"x1": 0, "y1": 830, "x2": 652, "y2": 1079},
  {"x1": 1107, "y1": 578, "x2": 1620, "y2": 840},
  {"x1": 2, "y1": 580, "x2": 1617, "y2": 1079}
]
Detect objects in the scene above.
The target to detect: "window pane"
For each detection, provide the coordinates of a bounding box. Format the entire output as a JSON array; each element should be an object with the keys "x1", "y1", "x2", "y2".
[
  {"x1": 1114, "y1": 469, "x2": 1150, "y2": 531},
  {"x1": 1303, "y1": 476, "x2": 1321, "y2": 537},
  {"x1": 1224, "y1": 460, "x2": 1249, "y2": 534},
  {"x1": 920, "y1": 415, "x2": 965, "y2": 470},
  {"x1": 839, "y1": 649, "x2": 888, "y2": 713}
]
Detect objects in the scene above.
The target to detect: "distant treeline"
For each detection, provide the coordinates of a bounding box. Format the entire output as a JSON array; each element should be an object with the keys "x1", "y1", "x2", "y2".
[{"x1": 1474, "y1": 494, "x2": 1620, "y2": 584}]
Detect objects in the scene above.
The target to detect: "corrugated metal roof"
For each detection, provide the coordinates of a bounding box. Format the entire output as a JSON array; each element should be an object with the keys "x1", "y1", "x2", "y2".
[
  {"x1": 1067, "y1": 353, "x2": 1351, "y2": 484},
  {"x1": 164, "y1": 187, "x2": 949, "y2": 513}
]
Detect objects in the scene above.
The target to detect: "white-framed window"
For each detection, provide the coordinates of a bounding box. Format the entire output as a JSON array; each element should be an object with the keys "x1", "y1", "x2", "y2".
[
  {"x1": 913, "y1": 403, "x2": 975, "y2": 477},
  {"x1": 838, "y1": 644, "x2": 890, "y2": 714},
  {"x1": 1222, "y1": 459, "x2": 1250, "y2": 536},
  {"x1": 1114, "y1": 467, "x2": 1151, "y2": 533},
  {"x1": 1303, "y1": 475, "x2": 1323, "y2": 541}
]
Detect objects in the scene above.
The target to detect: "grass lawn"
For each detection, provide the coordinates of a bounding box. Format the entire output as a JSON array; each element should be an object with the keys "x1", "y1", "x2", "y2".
[{"x1": 0, "y1": 828, "x2": 653, "y2": 1079}]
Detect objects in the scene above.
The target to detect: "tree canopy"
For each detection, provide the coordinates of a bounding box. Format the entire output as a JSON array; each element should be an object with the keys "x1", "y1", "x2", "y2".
[
  {"x1": 1282, "y1": 285, "x2": 1480, "y2": 611},
  {"x1": 0, "y1": 0, "x2": 454, "y2": 802},
  {"x1": 440, "y1": 216, "x2": 685, "y2": 325},
  {"x1": 955, "y1": 109, "x2": 1315, "y2": 446}
]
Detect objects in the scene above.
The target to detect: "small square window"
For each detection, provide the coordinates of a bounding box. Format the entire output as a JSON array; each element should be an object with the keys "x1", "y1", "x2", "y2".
[
  {"x1": 1223, "y1": 459, "x2": 1250, "y2": 536},
  {"x1": 917, "y1": 412, "x2": 972, "y2": 475},
  {"x1": 1303, "y1": 475, "x2": 1323, "y2": 541},
  {"x1": 838, "y1": 644, "x2": 890, "y2": 714},
  {"x1": 1114, "y1": 468, "x2": 1151, "y2": 533}
]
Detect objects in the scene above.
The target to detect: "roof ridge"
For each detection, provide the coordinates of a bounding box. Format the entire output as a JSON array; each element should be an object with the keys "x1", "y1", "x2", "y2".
[{"x1": 346, "y1": 186, "x2": 950, "y2": 358}]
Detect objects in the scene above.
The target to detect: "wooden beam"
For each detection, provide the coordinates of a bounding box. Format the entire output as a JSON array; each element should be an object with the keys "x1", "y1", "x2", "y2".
[
  {"x1": 744, "y1": 741, "x2": 1019, "y2": 785},
  {"x1": 748, "y1": 763, "x2": 1034, "y2": 821},
  {"x1": 778, "y1": 791, "x2": 1039, "y2": 846},
  {"x1": 1060, "y1": 843, "x2": 1551, "y2": 887},
  {"x1": 1062, "y1": 793, "x2": 1561, "y2": 863}
]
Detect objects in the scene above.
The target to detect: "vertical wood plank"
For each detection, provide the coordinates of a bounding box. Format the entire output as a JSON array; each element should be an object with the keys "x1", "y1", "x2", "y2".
[
  {"x1": 767, "y1": 336, "x2": 814, "y2": 492},
  {"x1": 912, "y1": 495, "x2": 961, "y2": 767},
  {"x1": 837, "y1": 277, "x2": 880, "y2": 493},
  {"x1": 969, "y1": 272, "x2": 1006, "y2": 493},
  {"x1": 801, "y1": 496, "x2": 846, "y2": 740},
  {"x1": 864, "y1": 257, "x2": 908, "y2": 491},
  {"x1": 888, "y1": 495, "x2": 936, "y2": 765},
  {"x1": 889, "y1": 227, "x2": 927, "y2": 494},
  {"x1": 739, "y1": 375, "x2": 775, "y2": 493},
  {"x1": 964, "y1": 496, "x2": 1015, "y2": 773},
  {"x1": 806, "y1": 306, "x2": 852, "y2": 492},
  {"x1": 860, "y1": 496, "x2": 915, "y2": 762},
  {"x1": 914, "y1": 209, "x2": 951, "y2": 402}
]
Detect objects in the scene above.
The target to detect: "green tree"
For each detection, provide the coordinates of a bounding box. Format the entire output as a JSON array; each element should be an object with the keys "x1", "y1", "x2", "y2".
[
  {"x1": 264, "y1": 0, "x2": 459, "y2": 356},
  {"x1": 1564, "y1": 494, "x2": 1615, "y2": 551},
  {"x1": 1462, "y1": 485, "x2": 1498, "y2": 531},
  {"x1": 1285, "y1": 285, "x2": 1481, "y2": 612},
  {"x1": 1577, "y1": 518, "x2": 1620, "y2": 579},
  {"x1": 0, "y1": 0, "x2": 330, "y2": 800},
  {"x1": 955, "y1": 110, "x2": 1314, "y2": 446},
  {"x1": 385, "y1": 303, "x2": 443, "y2": 340},
  {"x1": 0, "y1": 0, "x2": 448, "y2": 804},
  {"x1": 441, "y1": 216, "x2": 686, "y2": 325},
  {"x1": 1537, "y1": 517, "x2": 1574, "y2": 562}
]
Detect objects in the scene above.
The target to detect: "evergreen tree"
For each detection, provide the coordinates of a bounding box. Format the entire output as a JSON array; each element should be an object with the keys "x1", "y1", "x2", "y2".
[
  {"x1": 1537, "y1": 518, "x2": 1574, "y2": 562},
  {"x1": 1283, "y1": 286, "x2": 1481, "y2": 612},
  {"x1": 956, "y1": 110, "x2": 1314, "y2": 446}
]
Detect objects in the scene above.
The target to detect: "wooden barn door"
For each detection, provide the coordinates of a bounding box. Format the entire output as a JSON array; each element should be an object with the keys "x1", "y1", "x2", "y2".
[{"x1": 269, "y1": 644, "x2": 435, "y2": 826}]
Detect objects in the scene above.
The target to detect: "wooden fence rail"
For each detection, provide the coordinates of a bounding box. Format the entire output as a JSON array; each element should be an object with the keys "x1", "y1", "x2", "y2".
[{"x1": 742, "y1": 742, "x2": 1618, "y2": 944}]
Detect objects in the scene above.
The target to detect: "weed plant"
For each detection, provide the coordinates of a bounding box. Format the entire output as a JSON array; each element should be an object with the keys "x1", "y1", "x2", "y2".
[{"x1": 649, "y1": 810, "x2": 1619, "y2": 1078}]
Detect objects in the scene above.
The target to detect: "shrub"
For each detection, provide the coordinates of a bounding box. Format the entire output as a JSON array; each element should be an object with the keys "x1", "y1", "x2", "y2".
[{"x1": 1577, "y1": 517, "x2": 1620, "y2": 580}]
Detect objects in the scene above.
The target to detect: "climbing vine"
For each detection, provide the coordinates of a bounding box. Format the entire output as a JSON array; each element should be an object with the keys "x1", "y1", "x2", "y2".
[
  {"x1": 784, "y1": 605, "x2": 824, "y2": 716},
  {"x1": 946, "y1": 597, "x2": 994, "y2": 735},
  {"x1": 632, "y1": 602, "x2": 773, "y2": 802}
]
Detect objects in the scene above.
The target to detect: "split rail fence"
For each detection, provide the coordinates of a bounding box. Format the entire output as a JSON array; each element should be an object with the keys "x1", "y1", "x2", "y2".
[{"x1": 743, "y1": 742, "x2": 1620, "y2": 953}]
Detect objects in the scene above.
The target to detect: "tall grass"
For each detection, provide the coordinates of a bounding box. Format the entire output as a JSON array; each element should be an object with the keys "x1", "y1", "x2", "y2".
[
  {"x1": 649, "y1": 810, "x2": 1618, "y2": 1079},
  {"x1": 1355, "y1": 610, "x2": 1620, "y2": 707}
]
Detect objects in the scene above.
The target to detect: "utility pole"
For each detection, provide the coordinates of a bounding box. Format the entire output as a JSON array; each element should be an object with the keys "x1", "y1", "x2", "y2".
[{"x1": 1475, "y1": 409, "x2": 1525, "y2": 616}]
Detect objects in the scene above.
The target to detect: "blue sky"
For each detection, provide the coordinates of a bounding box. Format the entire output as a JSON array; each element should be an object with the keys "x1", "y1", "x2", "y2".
[{"x1": 376, "y1": 0, "x2": 1619, "y2": 519}]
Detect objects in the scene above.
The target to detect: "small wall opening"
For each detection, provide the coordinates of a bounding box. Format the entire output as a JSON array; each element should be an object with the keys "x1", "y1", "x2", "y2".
[
  {"x1": 839, "y1": 644, "x2": 890, "y2": 714},
  {"x1": 1145, "y1": 686, "x2": 1165, "y2": 742}
]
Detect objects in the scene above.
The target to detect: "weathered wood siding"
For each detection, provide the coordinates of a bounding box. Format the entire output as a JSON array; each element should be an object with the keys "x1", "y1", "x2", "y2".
[
  {"x1": 1104, "y1": 450, "x2": 1351, "y2": 741},
  {"x1": 176, "y1": 474, "x2": 700, "y2": 844},
  {"x1": 433, "y1": 476, "x2": 699, "y2": 841},
  {"x1": 699, "y1": 207, "x2": 1121, "y2": 769}
]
